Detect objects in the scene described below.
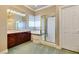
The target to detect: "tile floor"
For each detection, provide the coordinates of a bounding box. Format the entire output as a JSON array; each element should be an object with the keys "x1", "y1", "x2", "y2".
[{"x1": 8, "y1": 41, "x2": 77, "y2": 54}]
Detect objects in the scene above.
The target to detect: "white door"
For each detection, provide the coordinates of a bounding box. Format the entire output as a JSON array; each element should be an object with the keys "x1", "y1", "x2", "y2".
[
  {"x1": 46, "y1": 16, "x2": 55, "y2": 43},
  {"x1": 60, "y1": 6, "x2": 79, "y2": 52}
]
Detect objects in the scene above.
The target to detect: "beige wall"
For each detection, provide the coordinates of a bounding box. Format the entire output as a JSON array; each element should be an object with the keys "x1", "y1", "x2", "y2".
[
  {"x1": 35, "y1": 6, "x2": 56, "y2": 16},
  {"x1": 7, "y1": 5, "x2": 35, "y2": 15},
  {"x1": 0, "y1": 6, "x2": 7, "y2": 53},
  {"x1": 0, "y1": 5, "x2": 34, "y2": 53}
]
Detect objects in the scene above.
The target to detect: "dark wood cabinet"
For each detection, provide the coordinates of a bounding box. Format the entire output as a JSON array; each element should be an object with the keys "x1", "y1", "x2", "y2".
[
  {"x1": 7, "y1": 31, "x2": 31, "y2": 48},
  {"x1": 8, "y1": 34, "x2": 16, "y2": 48}
]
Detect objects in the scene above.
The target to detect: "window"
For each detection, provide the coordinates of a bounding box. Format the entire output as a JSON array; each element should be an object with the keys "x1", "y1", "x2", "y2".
[
  {"x1": 28, "y1": 15, "x2": 41, "y2": 34},
  {"x1": 28, "y1": 15, "x2": 35, "y2": 30},
  {"x1": 35, "y1": 16, "x2": 40, "y2": 30}
]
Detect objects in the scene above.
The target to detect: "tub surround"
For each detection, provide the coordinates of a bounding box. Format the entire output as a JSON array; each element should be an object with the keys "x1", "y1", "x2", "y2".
[{"x1": 31, "y1": 30, "x2": 40, "y2": 35}]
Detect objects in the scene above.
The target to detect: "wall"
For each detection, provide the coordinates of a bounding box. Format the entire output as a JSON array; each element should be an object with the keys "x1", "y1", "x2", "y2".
[
  {"x1": 35, "y1": 6, "x2": 56, "y2": 16},
  {"x1": 0, "y1": 5, "x2": 35, "y2": 53},
  {"x1": 0, "y1": 6, "x2": 7, "y2": 53},
  {"x1": 18, "y1": 5, "x2": 35, "y2": 15},
  {"x1": 8, "y1": 5, "x2": 35, "y2": 15}
]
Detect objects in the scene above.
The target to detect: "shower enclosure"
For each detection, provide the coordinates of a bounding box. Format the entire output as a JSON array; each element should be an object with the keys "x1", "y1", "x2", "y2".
[{"x1": 41, "y1": 16, "x2": 55, "y2": 43}]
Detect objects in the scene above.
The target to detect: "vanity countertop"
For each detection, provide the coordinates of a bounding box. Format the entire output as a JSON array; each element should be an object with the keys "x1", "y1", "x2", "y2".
[
  {"x1": 7, "y1": 30, "x2": 41, "y2": 35},
  {"x1": 7, "y1": 30, "x2": 30, "y2": 34}
]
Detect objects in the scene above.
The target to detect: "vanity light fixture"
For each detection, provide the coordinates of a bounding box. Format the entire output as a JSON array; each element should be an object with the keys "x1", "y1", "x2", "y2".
[{"x1": 7, "y1": 9, "x2": 26, "y2": 16}]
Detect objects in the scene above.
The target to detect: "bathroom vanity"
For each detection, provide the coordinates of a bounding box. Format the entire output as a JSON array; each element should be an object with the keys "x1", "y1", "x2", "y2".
[{"x1": 7, "y1": 30, "x2": 31, "y2": 48}]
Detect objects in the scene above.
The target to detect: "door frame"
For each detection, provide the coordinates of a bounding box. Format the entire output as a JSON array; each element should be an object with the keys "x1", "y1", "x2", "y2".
[{"x1": 40, "y1": 15, "x2": 47, "y2": 41}]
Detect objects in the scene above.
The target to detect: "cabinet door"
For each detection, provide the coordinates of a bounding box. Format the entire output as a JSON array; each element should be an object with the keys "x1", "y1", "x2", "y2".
[
  {"x1": 25, "y1": 32, "x2": 31, "y2": 41},
  {"x1": 22, "y1": 32, "x2": 31, "y2": 42},
  {"x1": 16, "y1": 33, "x2": 23, "y2": 45},
  {"x1": 19, "y1": 32, "x2": 27, "y2": 43},
  {"x1": 16, "y1": 32, "x2": 31, "y2": 45},
  {"x1": 8, "y1": 34, "x2": 16, "y2": 48}
]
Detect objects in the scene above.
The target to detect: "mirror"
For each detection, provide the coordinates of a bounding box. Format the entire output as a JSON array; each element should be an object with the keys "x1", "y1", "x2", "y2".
[{"x1": 7, "y1": 9, "x2": 27, "y2": 31}]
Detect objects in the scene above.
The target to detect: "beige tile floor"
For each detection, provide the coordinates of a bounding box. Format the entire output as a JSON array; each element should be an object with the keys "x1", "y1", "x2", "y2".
[{"x1": 8, "y1": 41, "x2": 77, "y2": 54}]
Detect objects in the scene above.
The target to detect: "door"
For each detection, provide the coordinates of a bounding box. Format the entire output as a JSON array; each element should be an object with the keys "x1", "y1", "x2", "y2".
[
  {"x1": 46, "y1": 16, "x2": 55, "y2": 43},
  {"x1": 60, "y1": 6, "x2": 79, "y2": 52}
]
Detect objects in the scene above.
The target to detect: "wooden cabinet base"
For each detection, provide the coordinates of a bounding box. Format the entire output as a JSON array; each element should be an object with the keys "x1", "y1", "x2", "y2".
[{"x1": 7, "y1": 31, "x2": 31, "y2": 48}]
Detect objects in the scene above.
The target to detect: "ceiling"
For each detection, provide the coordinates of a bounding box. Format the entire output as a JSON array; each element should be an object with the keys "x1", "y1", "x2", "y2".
[
  {"x1": 28, "y1": 5, "x2": 47, "y2": 10},
  {"x1": 24, "y1": 5, "x2": 51, "y2": 11}
]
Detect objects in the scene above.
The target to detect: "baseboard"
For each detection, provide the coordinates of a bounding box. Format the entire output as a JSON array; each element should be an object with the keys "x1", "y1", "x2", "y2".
[
  {"x1": 62, "y1": 48, "x2": 79, "y2": 53},
  {"x1": 0, "y1": 49, "x2": 8, "y2": 54}
]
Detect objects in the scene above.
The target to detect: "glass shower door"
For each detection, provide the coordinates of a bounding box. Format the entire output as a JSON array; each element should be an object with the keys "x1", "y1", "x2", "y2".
[
  {"x1": 40, "y1": 16, "x2": 55, "y2": 43},
  {"x1": 46, "y1": 16, "x2": 55, "y2": 43}
]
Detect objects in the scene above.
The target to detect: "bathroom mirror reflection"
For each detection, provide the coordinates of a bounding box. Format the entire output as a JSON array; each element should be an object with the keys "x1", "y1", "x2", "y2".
[{"x1": 7, "y1": 9, "x2": 27, "y2": 31}]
